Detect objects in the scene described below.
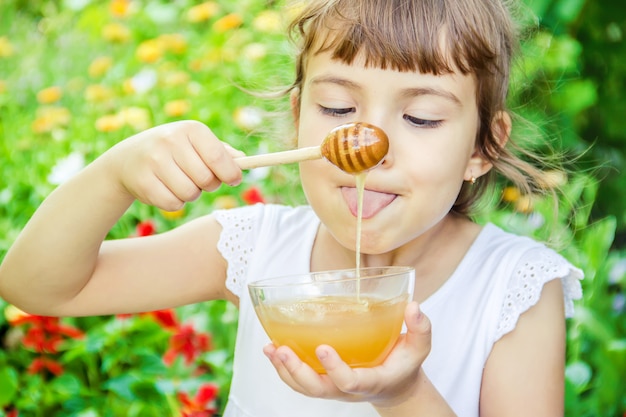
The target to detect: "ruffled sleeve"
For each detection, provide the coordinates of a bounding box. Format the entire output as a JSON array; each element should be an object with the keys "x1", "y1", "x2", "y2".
[
  {"x1": 214, "y1": 205, "x2": 263, "y2": 298},
  {"x1": 495, "y1": 247, "x2": 583, "y2": 341}
]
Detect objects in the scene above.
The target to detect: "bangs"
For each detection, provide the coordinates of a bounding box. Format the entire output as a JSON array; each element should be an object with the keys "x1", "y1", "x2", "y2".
[{"x1": 291, "y1": 0, "x2": 507, "y2": 77}]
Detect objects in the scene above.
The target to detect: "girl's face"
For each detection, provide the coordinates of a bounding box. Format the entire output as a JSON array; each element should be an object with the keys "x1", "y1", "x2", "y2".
[{"x1": 296, "y1": 51, "x2": 489, "y2": 255}]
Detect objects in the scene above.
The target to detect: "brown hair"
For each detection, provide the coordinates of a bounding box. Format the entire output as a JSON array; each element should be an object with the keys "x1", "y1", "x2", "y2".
[{"x1": 286, "y1": 0, "x2": 557, "y2": 216}]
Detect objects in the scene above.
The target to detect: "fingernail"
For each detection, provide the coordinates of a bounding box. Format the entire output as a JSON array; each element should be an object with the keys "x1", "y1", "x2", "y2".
[{"x1": 317, "y1": 349, "x2": 328, "y2": 360}]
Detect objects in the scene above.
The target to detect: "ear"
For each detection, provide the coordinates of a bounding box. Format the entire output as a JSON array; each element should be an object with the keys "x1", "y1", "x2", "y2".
[
  {"x1": 290, "y1": 87, "x2": 301, "y2": 130},
  {"x1": 464, "y1": 110, "x2": 511, "y2": 181}
]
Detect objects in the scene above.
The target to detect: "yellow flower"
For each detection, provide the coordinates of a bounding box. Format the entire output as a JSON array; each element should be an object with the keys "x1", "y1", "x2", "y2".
[
  {"x1": 233, "y1": 106, "x2": 263, "y2": 131},
  {"x1": 160, "y1": 208, "x2": 186, "y2": 220},
  {"x1": 32, "y1": 106, "x2": 71, "y2": 134},
  {"x1": 4, "y1": 304, "x2": 30, "y2": 324},
  {"x1": 118, "y1": 106, "x2": 151, "y2": 131},
  {"x1": 136, "y1": 39, "x2": 163, "y2": 63},
  {"x1": 162, "y1": 70, "x2": 190, "y2": 87},
  {"x1": 88, "y1": 56, "x2": 114, "y2": 78},
  {"x1": 514, "y1": 194, "x2": 534, "y2": 214},
  {"x1": 165, "y1": 99, "x2": 191, "y2": 117},
  {"x1": 242, "y1": 43, "x2": 267, "y2": 61},
  {"x1": 252, "y1": 10, "x2": 283, "y2": 33},
  {"x1": 213, "y1": 13, "x2": 243, "y2": 33},
  {"x1": 37, "y1": 86, "x2": 63, "y2": 104},
  {"x1": 85, "y1": 84, "x2": 115, "y2": 102},
  {"x1": 213, "y1": 195, "x2": 239, "y2": 210},
  {"x1": 102, "y1": 22, "x2": 131, "y2": 43},
  {"x1": 538, "y1": 170, "x2": 567, "y2": 189},
  {"x1": 0, "y1": 36, "x2": 14, "y2": 57},
  {"x1": 95, "y1": 114, "x2": 124, "y2": 132},
  {"x1": 501, "y1": 186, "x2": 521, "y2": 203},
  {"x1": 187, "y1": 2, "x2": 220, "y2": 23},
  {"x1": 158, "y1": 33, "x2": 187, "y2": 54}
]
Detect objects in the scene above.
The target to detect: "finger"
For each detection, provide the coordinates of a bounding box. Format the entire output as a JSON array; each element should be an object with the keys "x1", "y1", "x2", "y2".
[
  {"x1": 404, "y1": 301, "x2": 431, "y2": 353},
  {"x1": 263, "y1": 344, "x2": 309, "y2": 395},
  {"x1": 136, "y1": 175, "x2": 186, "y2": 211},
  {"x1": 152, "y1": 158, "x2": 203, "y2": 203},
  {"x1": 184, "y1": 123, "x2": 243, "y2": 187},
  {"x1": 316, "y1": 345, "x2": 375, "y2": 396},
  {"x1": 171, "y1": 143, "x2": 222, "y2": 192}
]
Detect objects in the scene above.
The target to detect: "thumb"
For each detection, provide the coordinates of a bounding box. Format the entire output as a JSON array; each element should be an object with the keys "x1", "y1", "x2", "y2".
[{"x1": 404, "y1": 301, "x2": 432, "y2": 355}]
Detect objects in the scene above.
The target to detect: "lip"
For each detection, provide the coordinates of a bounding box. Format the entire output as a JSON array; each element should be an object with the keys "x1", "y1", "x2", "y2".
[{"x1": 341, "y1": 186, "x2": 397, "y2": 219}]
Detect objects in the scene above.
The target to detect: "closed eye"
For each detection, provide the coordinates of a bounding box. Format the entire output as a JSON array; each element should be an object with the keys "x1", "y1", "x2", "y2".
[
  {"x1": 403, "y1": 114, "x2": 443, "y2": 128},
  {"x1": 319, "y1": 106, "x2": 355, "y2": 117}
]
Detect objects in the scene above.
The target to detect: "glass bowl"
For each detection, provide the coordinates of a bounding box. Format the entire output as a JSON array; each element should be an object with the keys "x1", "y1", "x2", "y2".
[{"x1": 248, "y1": 266, "x2": 414, "y2": 373}]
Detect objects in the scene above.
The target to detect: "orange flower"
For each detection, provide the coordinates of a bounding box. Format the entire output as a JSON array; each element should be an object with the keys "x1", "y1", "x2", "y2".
[
  {"x1": 102, "y1": 22, "x2": 131, "y2": 43},
  {"x1": 136, "y1": 39, "x2": 162, "y2": 63},
  {"x1": 0, "y1": 36, "x2": 14, "y2": 57},
  {"x1": 187, "y1": 2, "x2": 220, "y2": 23},
  {"x1": 213, "y1": 13, "x2": 243, "y2": 33},
  {"x1": 165, "y1": 99, "x2": 191, "y2": 117},
  {"x1": 36, "y1": 86, "x2": 62, "y2": 104},
  {"x1": 178, "y1": 383, "x2": 219, "y2": 417},
  {"x1": 88, "y1": 56, "x2": 114, "y2": 78},
  {"x1": 110, "y1": 0, "x2": 132, "y2": 17},
  {"x1": 95, "y1": 114, "x2": 123, "y2": 132}
]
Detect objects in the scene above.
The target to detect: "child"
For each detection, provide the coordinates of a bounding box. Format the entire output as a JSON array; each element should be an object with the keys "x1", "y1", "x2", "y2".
[{"x1": 0, "y1": 0, "x2": 583, "y2": 416}]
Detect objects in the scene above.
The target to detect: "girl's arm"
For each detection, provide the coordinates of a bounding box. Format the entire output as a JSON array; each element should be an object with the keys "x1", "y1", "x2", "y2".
[
  {"x1": 0, "y1": 120, "x2": 243, "y2": 316},
  {"x1": 480, "y1": 279, "x2": 566, "y2": 416}
]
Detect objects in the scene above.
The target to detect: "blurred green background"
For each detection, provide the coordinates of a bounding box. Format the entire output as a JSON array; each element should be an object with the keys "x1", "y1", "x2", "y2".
[{"x1": 0, "y1": 0, "x2": 624, "y2": 416}]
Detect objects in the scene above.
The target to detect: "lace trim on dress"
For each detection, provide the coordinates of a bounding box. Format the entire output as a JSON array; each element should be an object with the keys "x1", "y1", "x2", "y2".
[
  {"x1": 495, "y1": 248, "x2": 583, "y2": 341},
  {"x1": 214, "y1": 209, "x2": 257, "y2": 298}
]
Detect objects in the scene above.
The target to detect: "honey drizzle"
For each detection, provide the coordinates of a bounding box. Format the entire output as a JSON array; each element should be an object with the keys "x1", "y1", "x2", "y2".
[{"x1": 355, "y1": 172, "x2": 367, "y2": 301}]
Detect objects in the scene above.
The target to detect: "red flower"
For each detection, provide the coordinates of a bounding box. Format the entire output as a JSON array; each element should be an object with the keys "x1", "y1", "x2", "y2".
[
  {"x1": 27, "y1": 355, "x2": 64, "y2": 376},
  {"x1": 148, "y1": 309, "x2": 179, "y2": 329},
  {"x1": 163, "y1": 324, "x2": 212, "y2": 366},
  {"x1": 10, "y1": 315, "x2": 83, "y2": 354},
  {"x1": 5, "y1": 408, "x2": 18, "y2": 417},
  {"x1": 177, "y1": 383, "x2": 219, "y2": 417},
  {"x1": 136, "y1": 220, "x2": 156, "y2": 236},
  {"x1": 241, "y1": 186, "x2": 265, "y2": 205}
]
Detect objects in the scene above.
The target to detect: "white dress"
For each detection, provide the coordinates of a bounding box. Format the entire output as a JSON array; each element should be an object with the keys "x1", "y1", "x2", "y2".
[{"x1": 214, "y1": 204, "x2": 583, "y2": 417}]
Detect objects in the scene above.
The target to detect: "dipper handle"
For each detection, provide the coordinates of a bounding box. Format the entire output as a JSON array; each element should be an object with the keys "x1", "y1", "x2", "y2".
[{"x1": 235, "y1": 146, "x2": 322, "y2": 170}]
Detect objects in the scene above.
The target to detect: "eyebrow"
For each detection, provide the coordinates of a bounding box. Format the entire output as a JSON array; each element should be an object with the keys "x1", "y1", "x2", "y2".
[{"x1": 309, "y1": 76, "x2": 463, "y2": 107}]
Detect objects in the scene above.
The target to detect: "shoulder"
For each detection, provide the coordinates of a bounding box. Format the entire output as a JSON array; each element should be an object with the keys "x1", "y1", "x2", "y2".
[{"x1": 476, "y1": 223, "x2": 583, "y2": 340}]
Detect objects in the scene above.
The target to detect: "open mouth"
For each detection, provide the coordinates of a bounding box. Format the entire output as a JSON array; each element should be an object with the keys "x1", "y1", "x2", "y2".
[{"x1": 341, "y1": 187, "x2": 397, "y2": 219}]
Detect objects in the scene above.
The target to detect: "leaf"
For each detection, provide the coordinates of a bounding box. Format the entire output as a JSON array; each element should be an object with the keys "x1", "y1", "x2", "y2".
[{"x1": 0, "y1": 367, "x2": 18, "y2": 407}]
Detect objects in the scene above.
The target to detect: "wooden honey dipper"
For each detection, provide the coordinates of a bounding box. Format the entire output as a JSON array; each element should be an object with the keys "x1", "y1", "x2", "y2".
[{"x1": 235, "y1": 122, "x2": 389, "y2": 174}]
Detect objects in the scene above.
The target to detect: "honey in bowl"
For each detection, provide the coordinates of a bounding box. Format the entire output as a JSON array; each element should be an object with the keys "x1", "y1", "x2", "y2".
[{"x1": 248, "y1": 266, "x2": 414, "y2": 373}]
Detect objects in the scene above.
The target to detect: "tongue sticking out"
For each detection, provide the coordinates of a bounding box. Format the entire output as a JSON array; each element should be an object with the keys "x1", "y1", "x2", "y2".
[{"x1": 341, "y1": 187, "x2": 396, "y2": 219}]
